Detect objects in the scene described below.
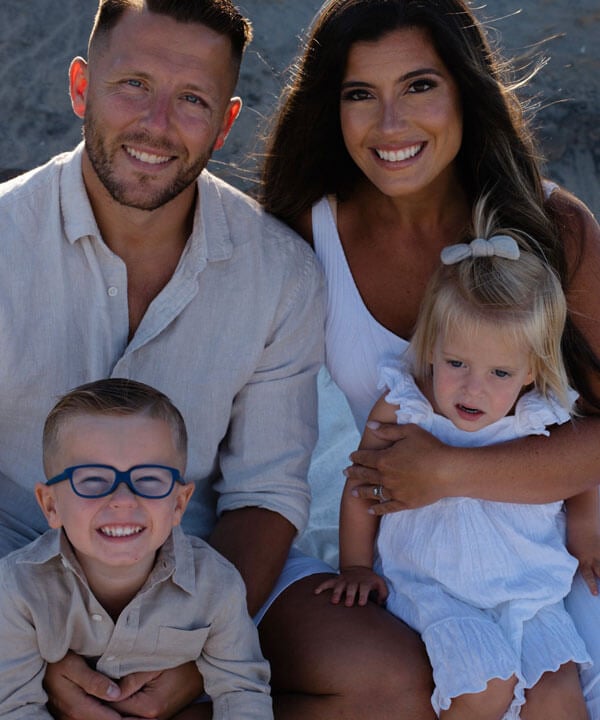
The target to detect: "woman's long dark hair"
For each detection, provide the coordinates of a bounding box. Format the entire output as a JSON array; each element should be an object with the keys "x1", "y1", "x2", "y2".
[{"x1": 260, "y1": 0, "x2": 600, "y2": 408}]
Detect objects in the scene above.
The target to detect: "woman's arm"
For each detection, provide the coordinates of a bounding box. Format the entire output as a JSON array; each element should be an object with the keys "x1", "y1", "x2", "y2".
[{"x1": 349, "y1": 189, "x2": 600, "y2": 511}]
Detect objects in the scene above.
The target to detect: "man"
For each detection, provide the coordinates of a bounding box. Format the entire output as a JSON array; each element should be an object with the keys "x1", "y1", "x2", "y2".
[{"x1": 0, "y1": 1, "x2": 434, "y2": 718}]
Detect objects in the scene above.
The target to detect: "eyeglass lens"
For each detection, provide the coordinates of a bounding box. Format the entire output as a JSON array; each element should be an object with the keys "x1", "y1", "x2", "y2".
[{"x1": 71, "y1": 466, "x2": 174, "y2": 497}]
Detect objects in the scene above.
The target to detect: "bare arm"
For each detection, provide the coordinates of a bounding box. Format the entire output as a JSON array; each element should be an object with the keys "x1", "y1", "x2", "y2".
[
  {"x1": 566, "y1": 487, "x2": 600, "y2": 596},
  {"x1": 315, "y1": 395, "x2": 394, "y2": 605},
  {"x1": 349, "y1": 416, "x2": 600, "y2": 512},
  {"x1": 209, "y1": 507, "x2": 296, "y2": 616}
]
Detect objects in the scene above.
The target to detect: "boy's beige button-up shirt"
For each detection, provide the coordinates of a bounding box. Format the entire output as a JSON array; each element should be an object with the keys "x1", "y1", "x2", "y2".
[{"x1": 0, "y1": 526, "x2": 273, "y2": 718}]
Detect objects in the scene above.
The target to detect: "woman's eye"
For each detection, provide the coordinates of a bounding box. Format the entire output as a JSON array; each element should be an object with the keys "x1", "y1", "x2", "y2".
[
  {"x1": 408, "y1": 78, "x2": 435, "y2": 93},
  {"x1": 342, "y1": 88, "x2": 372, "y2": 102}
]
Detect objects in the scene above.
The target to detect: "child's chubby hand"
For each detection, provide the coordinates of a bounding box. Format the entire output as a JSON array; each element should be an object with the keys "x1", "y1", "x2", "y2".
[
  {"x1": 314, "y1": 566, "x2": 388, "y2": 607},
  {"x1": 567, "y1": 522, "x2": 600, "y2": 596}
]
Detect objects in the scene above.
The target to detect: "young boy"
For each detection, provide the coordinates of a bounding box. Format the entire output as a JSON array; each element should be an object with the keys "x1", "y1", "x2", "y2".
[{"x1": 0, "y1": 378, "x2": 273, "y2": 719}]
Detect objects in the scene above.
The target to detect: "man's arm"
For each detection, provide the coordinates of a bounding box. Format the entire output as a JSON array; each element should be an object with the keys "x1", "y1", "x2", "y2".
[
  {"x1": 212, "y1": 232, "x2": 326, "y2": 608},
  {"x1": 209, "y1": 508, "x2": 296, "y2": 616}
]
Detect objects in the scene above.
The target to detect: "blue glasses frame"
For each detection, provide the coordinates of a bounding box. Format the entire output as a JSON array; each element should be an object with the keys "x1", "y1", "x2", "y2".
[{"x1": 46, "y1": 464, "x2": 185, "y2": 499}]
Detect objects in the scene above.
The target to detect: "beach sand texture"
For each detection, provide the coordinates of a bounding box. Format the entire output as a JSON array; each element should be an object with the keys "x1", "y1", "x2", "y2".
[{"x1": 0, "y1": 0, "x2": 598, "y2": 215}]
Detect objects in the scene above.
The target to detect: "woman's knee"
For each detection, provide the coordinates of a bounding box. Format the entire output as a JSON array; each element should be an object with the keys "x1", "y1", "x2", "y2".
[{"x1": 260, "y1": 574, "x2": 433, "y2": 698}]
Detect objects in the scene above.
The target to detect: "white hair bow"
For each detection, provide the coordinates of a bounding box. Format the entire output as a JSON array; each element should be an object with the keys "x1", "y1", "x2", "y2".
[{"x1": 440, "y1": 235, "x2": 521, "y2": 265}]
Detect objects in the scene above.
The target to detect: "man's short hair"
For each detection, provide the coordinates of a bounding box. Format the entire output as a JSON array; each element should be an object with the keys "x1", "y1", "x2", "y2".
[{"x1": 89, "y1": 0, "x2": 252, "y2": 72}]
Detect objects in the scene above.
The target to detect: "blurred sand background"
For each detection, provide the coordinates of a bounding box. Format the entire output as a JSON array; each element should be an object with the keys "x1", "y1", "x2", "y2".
[{"x1": 0, "y1": 0, "x2": 599, "y2": 217}]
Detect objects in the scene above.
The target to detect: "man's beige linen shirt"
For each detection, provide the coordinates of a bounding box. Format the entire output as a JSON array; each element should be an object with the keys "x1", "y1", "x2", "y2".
[
  {"x1": 0, "y1": 145, "x2": 324, "y2": 554},
  {"x1": 0, "y1": 526, "x2": 273, "y2": 718}
]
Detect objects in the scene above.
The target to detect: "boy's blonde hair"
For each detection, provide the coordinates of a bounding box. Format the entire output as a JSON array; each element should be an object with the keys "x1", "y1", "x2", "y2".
[
  {"x1": 410, "y1": 197, "x2": 571, "y2": 410},
  {"x1": 43, "y1": 378, "x2": 188, "y2": 472}
]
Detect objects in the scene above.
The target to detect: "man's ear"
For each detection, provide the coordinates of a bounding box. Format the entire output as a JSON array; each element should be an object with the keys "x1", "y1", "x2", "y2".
[
  {"x1": 35, "y1": 483, "x2": 63, "y2": 529},
  {"x1": 212, "y1": 97, "x2": 242, "y2": 151},
  {"x1": 69, "y1": 57, "x2": 89, "y2": 119}
]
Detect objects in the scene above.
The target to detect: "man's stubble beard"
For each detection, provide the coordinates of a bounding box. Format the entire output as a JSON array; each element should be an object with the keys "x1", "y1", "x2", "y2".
[{"x1": 82, "y1": 111, "x2": 211, "y2": 212}]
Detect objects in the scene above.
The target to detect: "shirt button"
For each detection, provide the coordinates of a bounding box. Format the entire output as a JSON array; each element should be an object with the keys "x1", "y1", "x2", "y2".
[
  {"x1": 91, "y1": 613, "x2": 103, "y2": 622},
  {"x1": 107, "y1": 286, "x2": 118, "y2": 297}
]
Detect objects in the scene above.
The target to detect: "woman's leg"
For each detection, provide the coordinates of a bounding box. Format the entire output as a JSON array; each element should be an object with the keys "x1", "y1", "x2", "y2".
[
  {"x1": 521, "y1": 662, "x2": 588, "y2": 720},
  {"x1": 259, "y1": 573, "x2": 436, "y2": 719}
]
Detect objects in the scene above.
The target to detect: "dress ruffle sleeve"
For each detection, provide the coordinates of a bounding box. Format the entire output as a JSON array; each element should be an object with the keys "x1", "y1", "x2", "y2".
[
  {"x1": 513, "y1": 388, "x2": 577, "y2": 437},
  {"x1": 377, "y1": 361, "x2": 434, "y2": 429}
]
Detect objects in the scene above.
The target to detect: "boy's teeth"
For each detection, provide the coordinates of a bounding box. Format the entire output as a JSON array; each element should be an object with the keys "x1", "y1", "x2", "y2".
[{"x1": 100, "y1": 526, "x2": 143, "y2": 537}]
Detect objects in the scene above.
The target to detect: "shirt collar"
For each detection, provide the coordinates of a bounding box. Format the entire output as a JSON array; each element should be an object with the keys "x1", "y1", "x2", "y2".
[
  {"x1": 60, "y1": 143, "x2": 104, "y2": 245},
  {"x1": 16, "y1": 525, "x2": 197, "y2": 596},
  {"x1": 147, "y1": 525, "x2": 197, "y2": 595},
  {"x1": 59, "y1": 143, "x2": 235, "y2": 266}
]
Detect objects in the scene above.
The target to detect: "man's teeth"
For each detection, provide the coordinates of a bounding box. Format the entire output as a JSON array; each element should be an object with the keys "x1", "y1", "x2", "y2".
[
  {"x1": 376, "y1": 144, "x2": 422, "y2": 162},
  {"x1": 125, "y1": 147, "x2": 171, "y2": 164},
  {"x1": 100, "y1": 526, "x2": 143, "y2": 537}
]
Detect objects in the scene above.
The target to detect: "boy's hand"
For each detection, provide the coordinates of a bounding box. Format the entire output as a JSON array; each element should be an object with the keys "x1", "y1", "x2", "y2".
[
  {"x1": 567, "y1": 524, "x2": 600, "y2": 596},
  {"x1": 315, "y1": 566, "x2": 388, "y2": 607}
]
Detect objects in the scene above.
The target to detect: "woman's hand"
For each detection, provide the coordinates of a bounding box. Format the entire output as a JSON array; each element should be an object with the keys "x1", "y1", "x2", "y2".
[
  {"x1": 345, "y1": 422, "x2": 456, "y2": 514},
  {"x1": 315, "y1": 566, "x2": 388, "y2": 607}
]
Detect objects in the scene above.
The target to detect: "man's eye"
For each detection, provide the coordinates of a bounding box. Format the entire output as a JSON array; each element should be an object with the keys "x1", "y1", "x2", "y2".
[{"x1": 183, "y1": 94, "x2": 205, "y2": 106}]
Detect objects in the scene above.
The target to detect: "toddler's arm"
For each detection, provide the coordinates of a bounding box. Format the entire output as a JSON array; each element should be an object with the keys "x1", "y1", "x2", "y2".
[
  {"x1": 315, "y1": 393, "x2": 396, "y2": 606},
  {"x1": 566, "y1": 487, "x2": 600, "y2": 595}
]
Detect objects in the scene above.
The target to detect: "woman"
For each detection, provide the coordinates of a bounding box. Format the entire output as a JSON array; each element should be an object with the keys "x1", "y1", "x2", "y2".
[{"x1": 261, "y1": 0, "x2": 600, "y2": 716}]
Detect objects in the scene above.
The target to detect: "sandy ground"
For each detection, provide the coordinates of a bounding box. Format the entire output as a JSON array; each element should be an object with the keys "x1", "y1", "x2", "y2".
[{"x1": 0, "y1": 0, "x2": 598, "y2": 215}]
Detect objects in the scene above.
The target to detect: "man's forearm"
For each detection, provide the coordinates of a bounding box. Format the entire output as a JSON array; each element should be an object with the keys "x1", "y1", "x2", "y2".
[{"x1": 209, "y1": 507, "x2": 296, "y2": 616}]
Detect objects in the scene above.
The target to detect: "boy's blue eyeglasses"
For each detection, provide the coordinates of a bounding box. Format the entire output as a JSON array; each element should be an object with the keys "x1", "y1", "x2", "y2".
[{"x1": 46, "y1": 464, "x2": 185, "y2": 499}]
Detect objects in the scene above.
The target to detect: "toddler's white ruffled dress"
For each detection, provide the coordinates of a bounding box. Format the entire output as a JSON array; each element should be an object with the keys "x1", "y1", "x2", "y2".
[{"x1": 375, "y1": 362, "x2": 591, "y2": 718}]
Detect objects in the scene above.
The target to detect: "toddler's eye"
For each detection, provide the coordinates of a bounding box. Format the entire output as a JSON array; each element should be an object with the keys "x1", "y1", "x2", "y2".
[{"x1": 493, "y1": 369, "x2": 510, "y2": 378}]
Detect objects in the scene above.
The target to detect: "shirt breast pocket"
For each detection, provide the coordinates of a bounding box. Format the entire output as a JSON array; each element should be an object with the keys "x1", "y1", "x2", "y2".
[{"x1": 156, "y1": 625, "x2": 211, "y2": 664}]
